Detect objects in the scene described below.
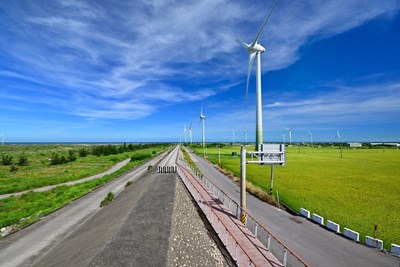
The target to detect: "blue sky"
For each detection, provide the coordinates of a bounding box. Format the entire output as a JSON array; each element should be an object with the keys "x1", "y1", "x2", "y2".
[{"x1": 0, "y1": 0, "x2": 399, "y2": 143}]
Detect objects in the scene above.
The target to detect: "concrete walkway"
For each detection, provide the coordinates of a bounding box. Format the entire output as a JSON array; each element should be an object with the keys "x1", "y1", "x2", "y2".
[{"x1": 0, "y1": 158, "x2": 131, "y2": 199}]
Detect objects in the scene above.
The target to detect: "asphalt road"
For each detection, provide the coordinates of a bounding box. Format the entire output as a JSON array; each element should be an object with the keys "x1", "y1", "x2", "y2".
[
  {"x1": 33, "y1": 171, "x2": 177, "y2": 267},
  {"x1": 186, "y1": 149, "x2": 400, "y2": 267}
]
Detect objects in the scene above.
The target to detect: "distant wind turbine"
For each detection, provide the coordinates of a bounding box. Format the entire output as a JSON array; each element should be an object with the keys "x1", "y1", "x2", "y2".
[
  {"x1": 232, "y1": 130, "x2": 235, "y2": 146},
  {"x1": 308, "y1": 129, "x2": 313, "y2": 147},
  {"x1": 189, "y1": 123, "x2": 192, "y2": 145},
  {"x1": 336, "y1": 130, "x2": 341, "y2": 143},
  {"x1": 237, "y1": 0, "x2": 280, "y2": 150},
  {"x1": 244, "y1": 129, "x2": 248, "y2": 145},
  {"x1": 336, "y1": 130, "x2": 343, "y2": 158},
  {"x1": 183, "y1": 124, "x2": 187, "y2": 145},
  {"x1": 199, "y1": 106, "x2": 206, "y2": 147},
  {"x1": 286, "y1": 128, "x2": 293, "y2": 145}
]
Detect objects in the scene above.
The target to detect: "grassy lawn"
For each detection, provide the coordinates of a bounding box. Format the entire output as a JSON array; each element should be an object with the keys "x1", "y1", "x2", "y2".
[
  {"x1": 0, "y1": 144, "x2": 162, "y2": 194},
  {"x1": 191, "y1": 145, "x2": 400, "y2": 250},
  {"x1": 0, "y1": 144, "x2": 169, "y2": 231}
]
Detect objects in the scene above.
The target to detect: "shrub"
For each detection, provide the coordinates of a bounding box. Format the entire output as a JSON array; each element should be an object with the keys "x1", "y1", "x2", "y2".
[
  {"x1": 18, "y1": 154, "x2": 28, "y2": 166},
  {"x1": 78, "y1": 148, "x2": 89, "y2": 157},
  {"x1": 68, "y1": 150, "x2": 77, "y2": 162},
  {"x1": 131, "y1": 153, "x2": 149, "y2": 161},
  {"x1": 10, "y1": 165, "x2": 19, "y2": 172},
  {"x1": 2, "y1": 154, "x2": 13, "y2": 165},
  {"x1": 50, "y1": 153, "x2": 61, "y2": 165},
  {"x1": 100, "y1": 192, "x2": 115, "y2": 207}
]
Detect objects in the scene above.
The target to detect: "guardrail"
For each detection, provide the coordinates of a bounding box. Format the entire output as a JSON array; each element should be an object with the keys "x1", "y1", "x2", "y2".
[
  {"x1": 177, "y1": 166, "x2": 258, "y2": 266},
  {"x1": 187, "y1": 164, "x2": 309, "y2": 267}
]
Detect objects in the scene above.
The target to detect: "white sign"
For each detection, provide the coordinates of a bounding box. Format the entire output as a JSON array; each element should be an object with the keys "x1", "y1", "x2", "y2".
[{"x1": 246, "y1": 144, "x2": 286, "y2": 165}]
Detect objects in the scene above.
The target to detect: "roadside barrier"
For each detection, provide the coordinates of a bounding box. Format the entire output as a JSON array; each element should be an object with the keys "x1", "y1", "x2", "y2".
[
  {"x1": 157, "y1": 166, "x2": 177, "y2": 174},
  {"x1": 186, "y1": 164, "x2": 309, "y2": 267}
]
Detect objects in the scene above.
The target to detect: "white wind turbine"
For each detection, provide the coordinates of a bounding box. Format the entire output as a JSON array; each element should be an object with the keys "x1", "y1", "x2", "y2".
[
  {"x1": 308, "y1": 129, "x2": 313, "y2": 147},
  {"x1": 336, "y1": 130, "x2": 343, "y2": 158},
  {"x1": 244, "y1": 129, "x2": 248, "y2": 145},
  {"x1": 286, "y1": 127, "x2": 293, "y2": 145},
  {"x1": 237, "y1": 0, "x2": 280, "y2": 150},
  {"x1": 189, "y1": 123, "x2": 192, "y2": 145},
  {"x1": 183, "y1": 124, "x2": 187, "y2": 145},
  {"x1": 232, "y1": 130, "x2": 235, "y2": 146},
  {"x1": 336, "y1": 130, "x2": 341, "y2": 143},
  {"x1": 199, "y1": 106, "x2": 206, "y2": 147}
]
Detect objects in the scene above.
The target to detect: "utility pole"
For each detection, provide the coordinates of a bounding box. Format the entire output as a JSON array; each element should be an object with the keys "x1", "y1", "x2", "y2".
[{"x1": 240, "y1": 146, "x2": 247, "y2": 225}]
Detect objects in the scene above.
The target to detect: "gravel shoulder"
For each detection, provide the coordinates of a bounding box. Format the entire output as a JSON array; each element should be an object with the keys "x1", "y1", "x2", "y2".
[{"x1": 167, "y1": 176, "x2": 234, "y2": 267}]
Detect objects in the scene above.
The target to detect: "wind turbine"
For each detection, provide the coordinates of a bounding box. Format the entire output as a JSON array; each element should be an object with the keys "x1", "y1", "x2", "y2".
[
  {"x1": 237, "y1": 0, "x2": 280, "y2": 150},
  {"x1": 336, "y1": 130, "x2": 343, "y2": 158},
  {"x1": 232, "y1": 130, "x2": 235, "y2": 146},
  {"x1": 244, "y1": 129, "x2": 248, "y2": 145},
  {"x1": 183, "y1": 124, "x2": 187, "y2": 145},
  {"x1": 199, "y1": 106, "x2": 206, "y2": 147},
  {"x1": 336, "y1": 130, "x2": 341, "y2": 143},
  {"x1": 286, "y1": 128, "x2": 293, "y2": 145},
  {"x1": 308, "y1": 129, "x2": 313, "y2": 147},
  {"x1": 189, "y1": 123, "x2": 192, "y2": 145}
]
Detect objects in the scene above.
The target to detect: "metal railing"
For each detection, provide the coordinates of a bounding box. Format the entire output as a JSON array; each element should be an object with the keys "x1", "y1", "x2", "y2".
[
  {"x1": 187, "y1": 164, "x2": 309, "y2": 267},
  {"x1": 177, "y1": 166, "x2": 258, "y2": 266}
]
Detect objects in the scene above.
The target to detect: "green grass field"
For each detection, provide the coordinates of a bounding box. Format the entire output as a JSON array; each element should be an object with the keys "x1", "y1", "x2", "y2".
[
  {"x1": 0, "y1": 144, "x2": 169, "y2": 231},
  {"x1": 191, "y1": 145, "x2": 400, "y2": 250},
  {"x1": 0, "y1": 144, "x2": 162, "y2": 194}
]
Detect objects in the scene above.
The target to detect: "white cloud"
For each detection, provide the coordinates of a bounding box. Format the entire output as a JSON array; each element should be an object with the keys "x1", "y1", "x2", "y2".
[{"x1": 0, "y1": 0, "x2": 399, "y2": 122}]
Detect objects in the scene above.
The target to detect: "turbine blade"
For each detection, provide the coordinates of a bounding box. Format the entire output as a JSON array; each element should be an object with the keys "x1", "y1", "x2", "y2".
[
  {"x1": 237, "y1": 39, "x2": 250, "y2": 51},
  {"x1": 252, "y1": 0, "x2": 280, "y2": 45},
  {"x1": 245, "y1": 52, "x2": 256, "y2": 106}
]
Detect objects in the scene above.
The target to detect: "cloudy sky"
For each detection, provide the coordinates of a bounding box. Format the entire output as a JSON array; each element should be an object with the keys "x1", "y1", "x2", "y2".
[{"x1": 1, "y1": 0, "x2": 399, "y2": 143}]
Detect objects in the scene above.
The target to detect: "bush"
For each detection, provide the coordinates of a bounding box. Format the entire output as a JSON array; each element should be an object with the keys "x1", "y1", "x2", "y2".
[
  {"x1": 2, "y1": 154, "x2": 13, "y2": 165},
  {"x1": 68, "y1": 150, "x2": 77, "y2": 162},
  {"x1": 131, "y1": 153, "x2": 150, "y2": 161},
  {"x1": 18, "y1": 154, "x2": 28, "y2": 166},
  {"x1": 78, "y1": 148, "x2": 89, "y2": 157},
  {"x1": 100, "y1": 192, "x2": 115, "y2": 207},
  {"x1": 10, "y1": 165, "x2": 19, "y2": 172},
  {"x1": 50, "y1": 153, "x2": 61, "y2": 165}
]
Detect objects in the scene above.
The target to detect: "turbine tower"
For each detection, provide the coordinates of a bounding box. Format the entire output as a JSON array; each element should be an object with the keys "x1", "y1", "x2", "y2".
[
  {"x1": 336, "y1": 130, "x2": 341, "y2": 143},
  {"x1": 244, "y1": 129, "x2": 248, "y2": 145},
  {"x1": 232, "y1": 130, "x2": 235, "y2": 146},
  {"x1": 189, "y1": 123, "x2": 192, "y2": 145},
  {"x1": 308, "y1": 129, "x2": 313, "y2": 147},
  {"x1": 183, "y1": 124, "x2": 187, "y2": 145},
  {"x1": 237, "y1": 0, "x2": 280, "y2": 150},
  {"x1": 199, "y1": 106, "x2": 206, "y2": 147},
  {"x1": 286, "y1": 128, "x2": 293, "y2": 145}
]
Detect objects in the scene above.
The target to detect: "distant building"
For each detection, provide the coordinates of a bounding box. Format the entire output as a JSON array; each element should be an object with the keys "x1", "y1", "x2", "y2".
[{"x1": 347, "y1": 142, "x2": 362, "y2": 148}]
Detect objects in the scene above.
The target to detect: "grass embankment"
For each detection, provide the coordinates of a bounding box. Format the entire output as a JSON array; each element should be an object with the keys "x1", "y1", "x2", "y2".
[
  {"x1": 0, "y1": 144, "x2": 169, "y2": 231},
  {"x1": 191, "y1": 145, "x2": 400, "y2": 250}
]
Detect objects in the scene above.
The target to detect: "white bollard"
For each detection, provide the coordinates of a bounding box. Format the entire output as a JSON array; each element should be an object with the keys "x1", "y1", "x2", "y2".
[
  {"x1": 390, "y1": 243, "x2": 400, "y2": 256},
  {"x1": 312, "y1": 213, "x2": 324, "y2": 225},
  {"x1": 326, "y1": 220, "x2": 340, "y2": 233},
  {"x1": 365, "y1": 236, "x2": 383, "y2": 250},
  {"x1": 343, "y1": 228, "x2": 359, "y2": 242},
  {"x1": 300, "y1": 208, "x2": 310, "y2": 218}
]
